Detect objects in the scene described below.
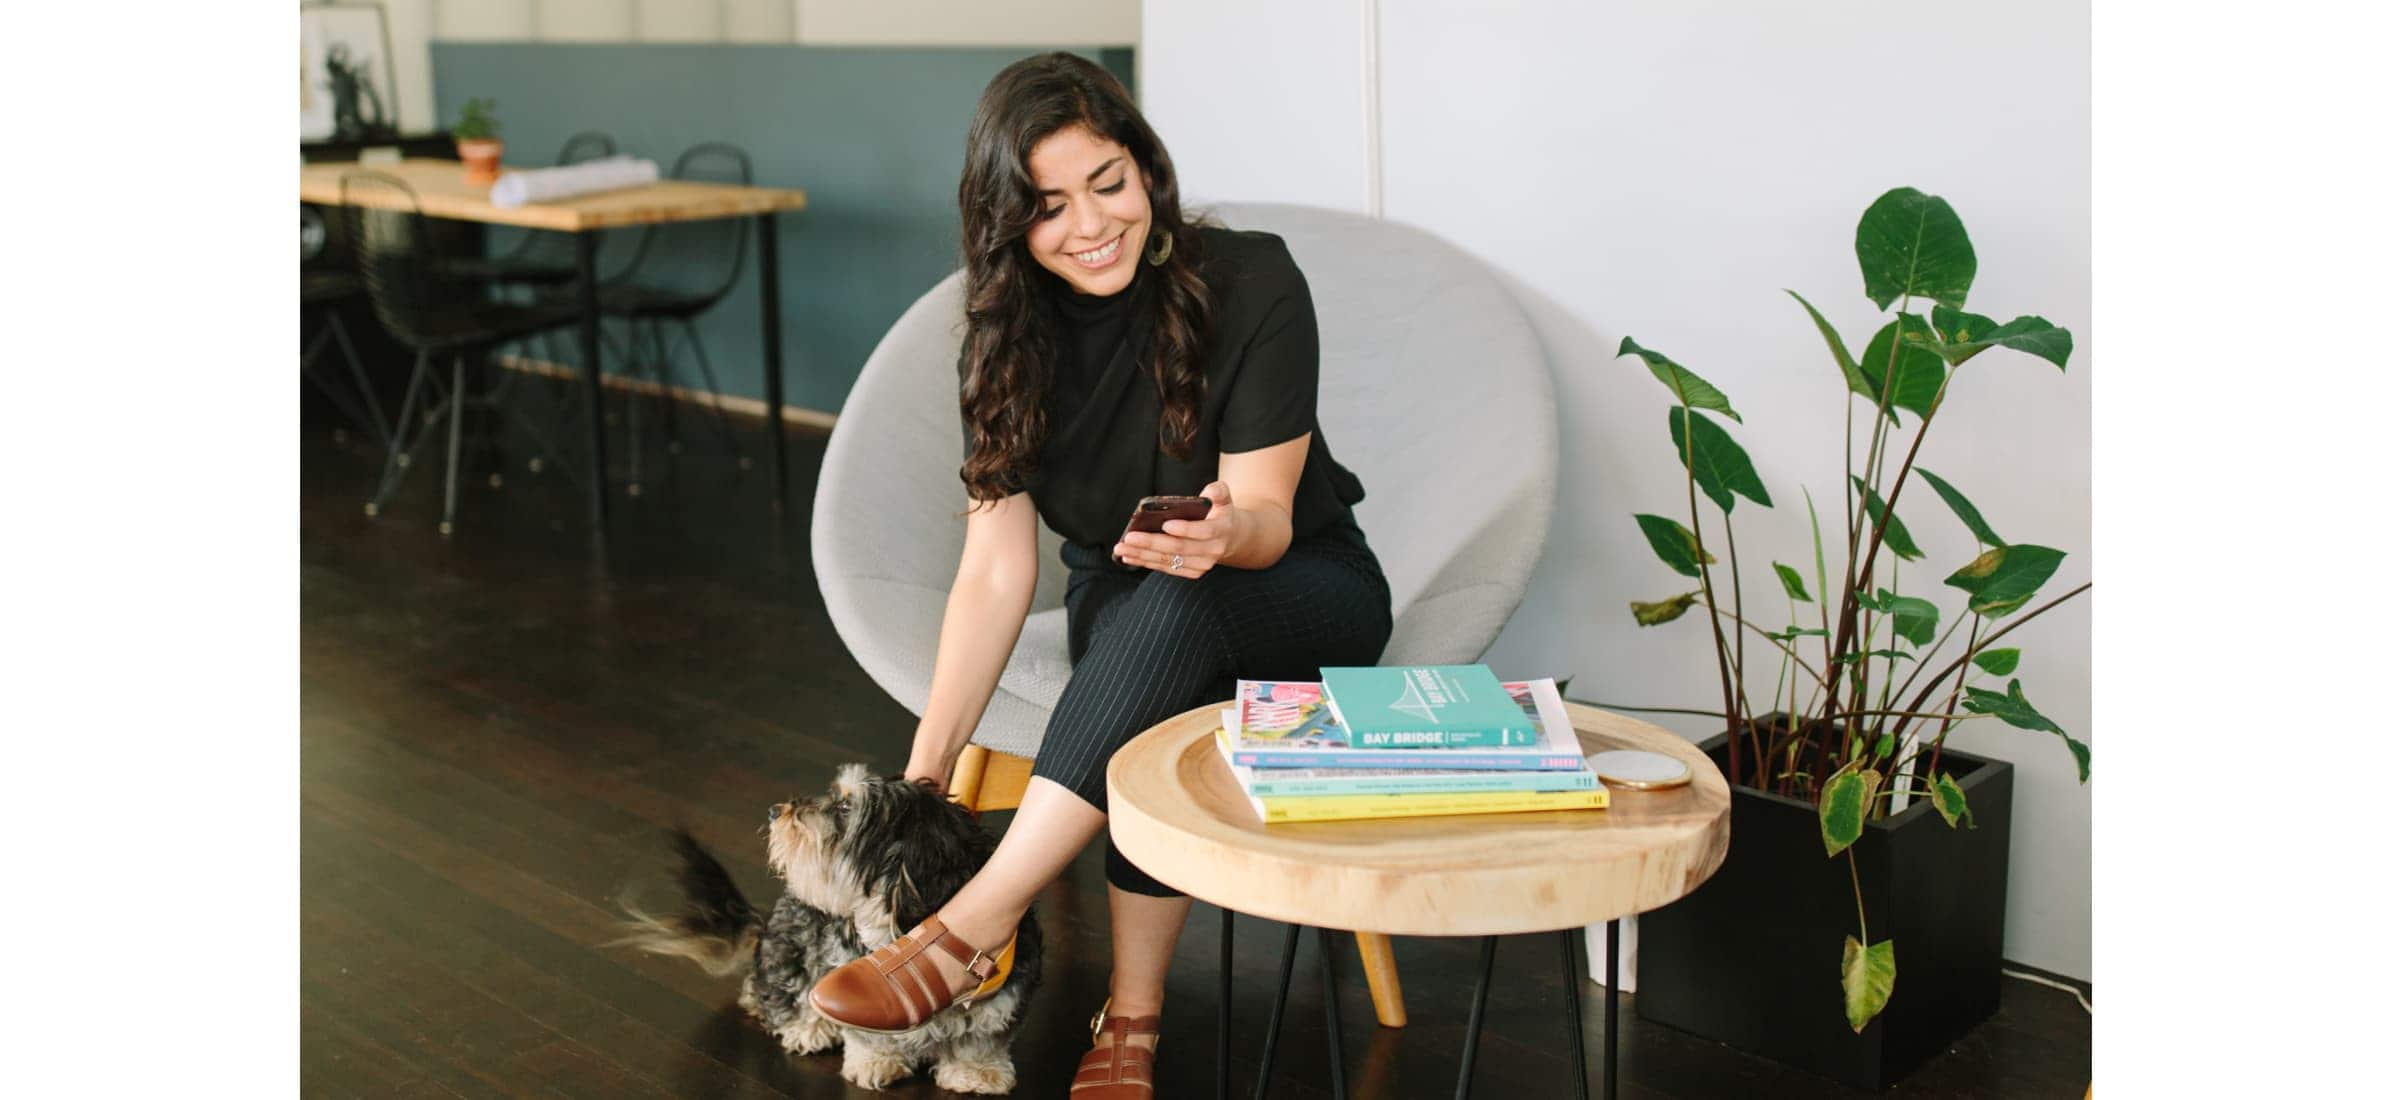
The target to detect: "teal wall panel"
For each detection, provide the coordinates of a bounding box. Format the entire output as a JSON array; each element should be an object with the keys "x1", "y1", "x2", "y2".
[{"x1": 430, "y1": 44, "x2": 1135, "y2": 415}]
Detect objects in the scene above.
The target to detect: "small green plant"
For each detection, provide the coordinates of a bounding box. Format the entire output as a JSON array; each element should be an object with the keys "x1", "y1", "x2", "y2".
[
  {"x1": 453, "y1": 97, "x2": 500, "y2": 141},
  {"x1": 1613, "y1": 187, "x2": 2087, "y2": 1033}
]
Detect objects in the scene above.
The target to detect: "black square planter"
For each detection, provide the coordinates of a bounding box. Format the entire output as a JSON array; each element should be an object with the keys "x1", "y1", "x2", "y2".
[{"x1": 1636, "y1": 730, "x2": 2015, "y2": 1090}]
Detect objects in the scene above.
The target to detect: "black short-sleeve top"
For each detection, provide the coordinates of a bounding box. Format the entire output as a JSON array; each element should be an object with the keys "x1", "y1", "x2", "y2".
[{"x1": 960, "y1": 225, "x2": 1367, "y2": 564}]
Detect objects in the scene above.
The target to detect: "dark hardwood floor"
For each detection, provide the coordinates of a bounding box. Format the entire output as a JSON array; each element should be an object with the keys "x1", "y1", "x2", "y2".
[{"x1": 299, "y1": 389, "x2": 2091, "y2": 1098}]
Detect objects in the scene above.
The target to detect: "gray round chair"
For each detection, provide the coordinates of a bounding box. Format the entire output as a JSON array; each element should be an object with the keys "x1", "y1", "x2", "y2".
[{"x1": 810, "y1": 201, "x2": 1558, "y2": 1027}]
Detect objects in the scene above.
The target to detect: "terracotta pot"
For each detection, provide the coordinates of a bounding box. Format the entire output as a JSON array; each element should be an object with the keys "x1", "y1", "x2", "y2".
[{"x1": 456, "y1": 138, "x2": 504, "y2": 186}]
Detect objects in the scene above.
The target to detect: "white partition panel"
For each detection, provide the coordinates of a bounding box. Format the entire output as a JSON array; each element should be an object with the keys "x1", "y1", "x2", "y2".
[
  {"x1": 433, "y1": 0, "x2": 534, "y2": 41},
  {"x1": 534, "y1": 0, "x2": 635, "y2": 42}
]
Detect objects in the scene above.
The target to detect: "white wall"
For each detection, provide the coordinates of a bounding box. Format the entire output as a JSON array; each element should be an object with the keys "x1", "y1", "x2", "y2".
[{"x1": 1145, "y1": 0, "x2": 2092, "y2": 981}]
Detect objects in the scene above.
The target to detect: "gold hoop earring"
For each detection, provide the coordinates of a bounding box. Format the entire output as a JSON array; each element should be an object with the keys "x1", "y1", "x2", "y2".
[{"x1": 1144, "y1": 229, "x2": 1174, "y2": 267}]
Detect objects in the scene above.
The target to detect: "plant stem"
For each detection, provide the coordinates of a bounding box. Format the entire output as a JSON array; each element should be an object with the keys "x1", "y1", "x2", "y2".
[
  {"x1": 1819, "y1": 395, "x2": 1940, "y2": 739},
  {"x1": 1725, "y1": 511, "x2": 1755, "y2": 731},
  {"x1": 1848, "y1": 848, "x2": 1868, "y2": 945},
  {"x1": 1699, "y1": 604, "x2": 1830, "y2": 686},
  {"x1": 1925, "y1": 616, "x2": 1982, "y2": 777},
  {"x1": 1886, "y1": 604, "x2": 1970, "y2": 730},
  {"x1": 1887, "y1": 582, "x2": 2091, "y2": 748},
  {"x1": 1679, "y1": 412, "x2": 1744, "y2": 787},
  {"x1": 1574, "y1": 701, "x2": 1730, "y2": 720}
]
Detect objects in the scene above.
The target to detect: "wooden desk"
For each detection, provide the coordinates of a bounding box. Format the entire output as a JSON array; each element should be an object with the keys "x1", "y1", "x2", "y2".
[
  {"x1": 300, "y1": 158, "x2": 810, "y2": 538},
  {"x1": 1108, "y1": 701, "x2": 1730, "y2": 1100}
]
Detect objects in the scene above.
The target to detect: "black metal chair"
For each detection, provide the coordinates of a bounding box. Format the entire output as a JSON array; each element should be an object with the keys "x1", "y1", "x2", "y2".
[
  {"x1": 301, "y1": 268, "x2": 392, "y2": 453},
  {"x1": 340, "y1": 171, "x2": 586, "y2": 534},
  {"x1": 573, "y1": 141, "x2": 756, "y2": 493}
]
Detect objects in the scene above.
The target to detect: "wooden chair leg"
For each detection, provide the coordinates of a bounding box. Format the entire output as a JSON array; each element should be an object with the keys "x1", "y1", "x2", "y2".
[
  {"x1": 949, "y1": 743, "x2": 991, "y2": 810},
  {"x1": 947, "y1": 744, "x2": 1034, "y2": 814},
  {"x1": 1354, "y1": 932, "x2": 1407, "y2": 1027}
]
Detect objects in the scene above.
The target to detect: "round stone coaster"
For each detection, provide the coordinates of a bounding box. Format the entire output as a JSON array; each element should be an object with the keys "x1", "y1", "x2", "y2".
[{"x1": 1587, "y1": 749, "x2": 1693, "y2": 791}]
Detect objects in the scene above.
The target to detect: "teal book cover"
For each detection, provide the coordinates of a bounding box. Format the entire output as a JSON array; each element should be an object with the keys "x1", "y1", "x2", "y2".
[{"x1": 1319, "y1": 665, "x2": 1539, "y2": 748}]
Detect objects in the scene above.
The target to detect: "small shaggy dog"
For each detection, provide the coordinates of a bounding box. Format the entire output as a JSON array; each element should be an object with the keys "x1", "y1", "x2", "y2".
[{"x1": 616, "y1": 764, "x2": 1043, "y2": 1093}]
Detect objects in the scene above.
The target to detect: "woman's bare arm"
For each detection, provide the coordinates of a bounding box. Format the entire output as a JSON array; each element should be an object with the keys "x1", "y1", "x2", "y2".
[{"x1": 905, "y1": 491, "x2": 1041, "y2": 790}]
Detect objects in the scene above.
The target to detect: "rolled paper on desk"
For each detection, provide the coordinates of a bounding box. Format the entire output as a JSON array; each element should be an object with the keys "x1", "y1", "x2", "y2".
[{"x1": 488, "y1": 156, "x2": 661, "y2": 207}]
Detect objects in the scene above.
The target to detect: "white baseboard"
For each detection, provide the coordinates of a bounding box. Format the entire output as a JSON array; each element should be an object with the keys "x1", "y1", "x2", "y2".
[{"x1": 492, "y1": 353, "x2": 840, "y2": 432}]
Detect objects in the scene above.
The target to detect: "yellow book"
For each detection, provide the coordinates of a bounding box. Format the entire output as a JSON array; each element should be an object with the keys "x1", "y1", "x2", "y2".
[{"x1": 1248, "y1": 785, "x2": 1608, "y2": 824}]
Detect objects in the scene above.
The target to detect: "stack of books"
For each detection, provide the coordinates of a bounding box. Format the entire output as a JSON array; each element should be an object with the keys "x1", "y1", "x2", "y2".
[{"x1": 1212, "y1": 664, "x2": 1606, "y2": 823}]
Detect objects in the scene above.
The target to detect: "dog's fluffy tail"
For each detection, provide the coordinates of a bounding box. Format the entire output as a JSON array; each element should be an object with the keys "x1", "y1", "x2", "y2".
[{"x1": 610, "y1": 830, "x2": 762, "y2": 978}]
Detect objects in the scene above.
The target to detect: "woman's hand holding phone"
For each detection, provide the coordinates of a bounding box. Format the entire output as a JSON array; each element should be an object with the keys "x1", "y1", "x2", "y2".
[{"x1": 1116, "y1": 482, "x2": 1236, "y2": 578}]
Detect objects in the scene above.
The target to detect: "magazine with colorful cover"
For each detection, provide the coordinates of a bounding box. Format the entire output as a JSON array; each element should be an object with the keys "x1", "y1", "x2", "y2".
[
  {"x1": 1235, "y1": 785, "x2": 1608, "y2": 824},
  {"x1": 1213, "y1": 728, "x2": 1600, "y2": 796},
  {"x1": 1319, "y1": 665, "x2": 1540, "y2": 748},
  {"x1": 1223, "y1": 677, "x2": 1585, "y2": 770},
  {"x1": 1233, "y1": 679, "x2": 1343, "y2": 741}
]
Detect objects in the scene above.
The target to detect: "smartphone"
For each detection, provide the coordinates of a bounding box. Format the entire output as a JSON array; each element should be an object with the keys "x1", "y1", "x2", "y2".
[{"x1": 1121, "y1": 495, "x2": 1212, "y2": 540}]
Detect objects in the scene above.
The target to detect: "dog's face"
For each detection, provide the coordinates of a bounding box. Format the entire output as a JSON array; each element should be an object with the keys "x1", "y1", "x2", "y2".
[{"x1": 764, "y1": 764, "x2": 991, "y2": 946}]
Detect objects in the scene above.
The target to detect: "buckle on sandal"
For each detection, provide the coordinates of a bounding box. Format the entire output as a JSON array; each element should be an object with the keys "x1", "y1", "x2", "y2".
[
  {"x1": 1089, "y1": 996, "x2": 1111, "y2": 1042},
  {"x1": 956, "y1": 936, "x2": 1017, "y2": 1009}
]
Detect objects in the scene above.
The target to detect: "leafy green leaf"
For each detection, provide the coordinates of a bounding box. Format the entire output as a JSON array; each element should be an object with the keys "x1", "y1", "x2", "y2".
[
  {"x1": 1786, "y1": 290, "x2": 1876, "y2": 407},
  {"x1": 1930, "y1": 773, "x2": 1975, "y2": 829},
  {"x1": 1671, "y1": 408, "x2": 1773, "y2": 513},
  {"x1": 1831, "y1": 648, "x2": 1914, "y2": 664},
  {"x1": 1919, "y1": 309, "x2": 2073, "y2": 370},
  {"x1": 1972, "y1": 647, "x2": 2021, "y2": 676},
  {"x1": 1633, "y1": 513, "x2": 1714, "y2": 578},
  {"x1": 1857, "y1": 314, "x2": 1948, "y2": 418},
  {"x1": 1915, "y1": 467, "x2": 2004, "y2": 548},
  {"x1": 1631, "y1": 591, "x2": 1703, "y2": 626},
  {"x1": 1873, "y1": 589, "x2": 1940, "y2": 648},
  {"x1": 1766, "y1": 625, "x2": 1830, "y2": 641},
  {"x1": 1850, "y1": 476, "x2": 1924, "y2": 562},
  {"x1": 1856, "y1": 186, "x2": 1975, "y2": 310},
  {"x1": 1963, "y1": 678, "x2": 2090, "y2": 782},
  {"x1": 1943, "y1": 544, "x2": 2065, "y2": 618},
  {"x1": 1805, "y1": 487, "x2": 1830, "y2": 616},
  {"x1": 1929, "y1": 304, "x2": 1998, "y2": 347},
  {"x1": 1842, "y1": 936, "x2": 1897, "y2": 1033},
  {"x1": 1872, "y1": 733, "x2": 1895, "y2": 762},
  {"x1": 1773, "y1": 562, "x2": 1813, "y2": 603},
  {"x1": 1618, "y1": 336, "x2": 1742, "y2": 422},
  {"x1": 1819, "y1": 764, "x2": 1883, "y2": 856},
  {"x1": 1970, "y1": 316, "x2": 2072, "y2": 369}
]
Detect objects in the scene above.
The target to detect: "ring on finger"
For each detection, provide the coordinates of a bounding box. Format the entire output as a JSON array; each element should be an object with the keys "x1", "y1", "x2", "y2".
[{"x1": 1169, "y1": 553, "x2": 1185, "y2": 571}]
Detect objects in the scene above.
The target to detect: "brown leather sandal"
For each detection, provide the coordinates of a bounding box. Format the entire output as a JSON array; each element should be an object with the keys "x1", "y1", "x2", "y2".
[
  {"x1": 1071, "y1": 1000, "x2": 1161, "y2": 1097},
  {"x1": 806, "y1": 914, "x2": 1017, "y2": 1033}
]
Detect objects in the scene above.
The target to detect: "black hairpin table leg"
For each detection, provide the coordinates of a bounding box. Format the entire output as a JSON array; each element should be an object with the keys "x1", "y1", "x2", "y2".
[
  {"x1": 574, "y1": 232, "x2": 610, "y2": 550},
  {"x1": 1218, "y1": 909, "x2": 1232, "y2": 1100},
  {"x1": 1253, "y1": 921, "x2": 1301, "y2": 1100},
  {"x1": 755, "y1": 211, "x2": 788, "y2": 513},
  {"x1": 1604, "y1": 920, "x2": 1620, "y2": 1100},
  {"x1": 1454, "y1": 935, "x2": 1499, "y2": 1100},
  {"x1": 1316, "y1": 927, "x2": 1346, "y2": 1100},
  {"x1": 1560, "y1": 930, "x2": 1591, "y2": 1100}
]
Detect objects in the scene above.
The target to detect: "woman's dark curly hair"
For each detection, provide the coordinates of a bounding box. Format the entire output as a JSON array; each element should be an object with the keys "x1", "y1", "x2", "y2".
[{"x1": 956, "y1": 52, "x2": 1216, "y2": 504}]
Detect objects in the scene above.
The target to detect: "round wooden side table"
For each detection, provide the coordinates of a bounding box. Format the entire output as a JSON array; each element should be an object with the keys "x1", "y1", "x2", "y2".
[{"x1": 1108, "y1": 699, "x2": 1731, "y2": 1100}]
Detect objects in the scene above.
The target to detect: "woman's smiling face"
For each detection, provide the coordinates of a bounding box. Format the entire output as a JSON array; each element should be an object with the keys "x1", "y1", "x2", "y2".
[{"x1": 1023, "y1": 124, "x2": 1151, "y2": 298}]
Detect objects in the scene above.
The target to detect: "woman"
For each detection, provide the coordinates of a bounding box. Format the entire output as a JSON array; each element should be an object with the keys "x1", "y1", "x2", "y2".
[{"x1": 808, "y1": 53, "x2": 1392, "y2": 1094}]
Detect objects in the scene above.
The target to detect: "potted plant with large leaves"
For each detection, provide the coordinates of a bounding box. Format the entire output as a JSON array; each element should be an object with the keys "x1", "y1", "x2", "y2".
[{"x1": 1605, "y1": 186, "x2": 2088, "y2": 1089}]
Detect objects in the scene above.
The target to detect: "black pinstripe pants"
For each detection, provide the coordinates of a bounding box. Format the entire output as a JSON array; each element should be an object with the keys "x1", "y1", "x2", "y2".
[{"x1": 1031, "y1": 525, "x2": 1393, "y2": 896}]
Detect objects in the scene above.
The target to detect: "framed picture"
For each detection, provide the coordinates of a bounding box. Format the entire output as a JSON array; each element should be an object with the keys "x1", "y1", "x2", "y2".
[{"x1": 300, "y1": 2, "x2": 398, "y2": 142}]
